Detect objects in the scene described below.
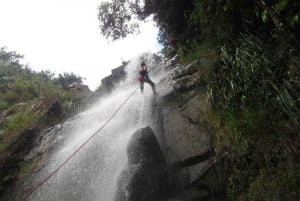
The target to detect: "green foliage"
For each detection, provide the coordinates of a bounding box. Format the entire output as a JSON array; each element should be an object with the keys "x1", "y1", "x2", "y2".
[
  {"x1": 207, "y1": 33, "x2": 299, "y2": 200},
  {"x1": 18, "y1": 154, "x2": 46, "y2": 182},
  {"x1": 59, "y1": 90, "x2": 82, "y2": 114},
  {"x1": 1, "y1": 47, "x2": 92, "y2": 201},
  {"x1": 0, "y1": 47, "x2": 89, "y2": 155},
  {"x1": 53, "y1": 72, "x2": 83, "y2": 89},
  {"x1": 98, "y1": 0, "x2": 143, "y2": 40},
  {"x1": 0, "y1": 47, "x2": 23, "y2": 67},
  {"x1": 209, "y1": 34, "x2": 298, "y2": 119},
  {"x1": 97, "y1": 0, "x2": 300, "y2": 199},
  {"x1": 5, "y1": 109, "x2": 35, "y2": 134},
  {"x1": 274, "y1": 0, "x2": 288, "y2": 15},
  {"x1": 98, "y1": 0, "x2": 194, "y2": 41},
  {"x1": 0, "y1": 107, "x2": 37, "y2": 152},
  {"x1": 246, "y1": 166, "x2": 300, "y2": 201},
  {"x1": 178, "y1": 1, "x2": 300, "y2": 199},
  {"x1": 0, "y1": 48, "x2": 85, "y2": 112}
]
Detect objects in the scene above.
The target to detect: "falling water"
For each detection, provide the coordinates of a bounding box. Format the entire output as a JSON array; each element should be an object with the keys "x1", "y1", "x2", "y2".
[{"x1": 27, "y1": 54, "x2": 165, "y2": 201}]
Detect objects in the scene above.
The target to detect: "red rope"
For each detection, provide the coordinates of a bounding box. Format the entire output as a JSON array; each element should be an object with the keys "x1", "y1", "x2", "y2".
[{"x1": 20, "y1": 87, "x2": 139, "y2": 201}]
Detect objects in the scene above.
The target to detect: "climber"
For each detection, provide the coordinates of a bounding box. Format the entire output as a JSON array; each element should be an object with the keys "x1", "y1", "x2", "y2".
[{"x1": 138, "y1": 61, "x2": 156, "y2": 94}]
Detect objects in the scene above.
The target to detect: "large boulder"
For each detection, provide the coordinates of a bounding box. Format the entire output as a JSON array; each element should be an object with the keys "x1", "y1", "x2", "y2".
[
  {"x1": 116, "y1": 126, "x2": 169, "y2": 201},
  {"x1": 127, "y1": 126, "x2": 166, "y2": 165}
]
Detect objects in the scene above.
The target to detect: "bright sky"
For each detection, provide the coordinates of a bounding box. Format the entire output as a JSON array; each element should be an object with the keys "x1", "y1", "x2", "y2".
[{"x1": 0, "y1": 0, "x2": 161, "y2": 90}]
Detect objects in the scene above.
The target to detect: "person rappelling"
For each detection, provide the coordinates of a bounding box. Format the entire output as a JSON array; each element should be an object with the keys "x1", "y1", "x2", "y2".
[{"x1": 138, "y1": 61, "x2": 156, "y2": 94}]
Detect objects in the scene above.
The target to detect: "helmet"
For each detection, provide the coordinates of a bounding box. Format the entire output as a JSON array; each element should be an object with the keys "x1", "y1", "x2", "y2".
[{"x1": 141, "y1": 61, "x2": 145, "y2": 66}]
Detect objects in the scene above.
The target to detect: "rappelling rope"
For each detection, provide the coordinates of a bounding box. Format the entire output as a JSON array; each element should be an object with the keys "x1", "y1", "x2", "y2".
[
  {"x1": 20, "y1": 87, "x2": 139, "y2": 201},
  {"x1": 139, "y1": 94, "x2": 145, "y2": 126}
]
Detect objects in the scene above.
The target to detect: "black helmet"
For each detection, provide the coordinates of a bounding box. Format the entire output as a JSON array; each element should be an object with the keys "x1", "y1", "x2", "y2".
[{"x1": 141, "y1": 61, "x2": 145, "y2": 66}]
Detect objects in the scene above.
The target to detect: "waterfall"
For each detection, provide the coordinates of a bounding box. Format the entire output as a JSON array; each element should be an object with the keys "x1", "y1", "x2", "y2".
[{"x1": 27, "y1": 54, "x2": 164, "y2": 201}]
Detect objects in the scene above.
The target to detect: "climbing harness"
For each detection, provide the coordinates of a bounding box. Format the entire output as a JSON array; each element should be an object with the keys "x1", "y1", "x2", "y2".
[{"x1": 20, "y1": 87, "x2": 139, "y2": 201}]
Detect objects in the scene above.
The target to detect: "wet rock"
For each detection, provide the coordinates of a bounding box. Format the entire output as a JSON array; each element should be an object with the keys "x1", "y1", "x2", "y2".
[
  {"x1": 100, "y1": 64, "x2": 127, "y2": 93},
  {"x1": 127, "y1": 126, "x2": 166, "y2": 164},
  {"x1": 173, "y1": 75, "x2": 198, "y2": 91},
  {"x1": 170, "y1": 60, "x2": 199, "y2": 80},
  {"x1": 116, "y1": 126, "x2": 169, "y2": 201},
  {"x1": 153, "y1": 60, "x2": 216, "y2": 200},
  {"x1": 0, "y1": 127, "x2": 39, "y2": 199},
  {"x1": 45, "y1": 98, "x2": 63, "y2": 121}
]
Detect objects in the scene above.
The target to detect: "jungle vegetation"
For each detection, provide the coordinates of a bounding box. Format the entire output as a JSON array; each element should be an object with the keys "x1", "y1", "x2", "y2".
[
  {"x1": 0, "y1": 47, "x2": 89, "y2": 196},
  {"x1": 98, "y1": 0, "x2": 300, "y2": 200}
]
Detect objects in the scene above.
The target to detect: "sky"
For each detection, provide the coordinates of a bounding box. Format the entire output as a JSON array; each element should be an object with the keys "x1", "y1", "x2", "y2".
[{"x1": 0, "y1": 0, "x2": 161, "y2": 90}]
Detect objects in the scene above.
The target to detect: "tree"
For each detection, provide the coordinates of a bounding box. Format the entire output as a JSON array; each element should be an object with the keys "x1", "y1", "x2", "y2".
[
  {"x1": 54, "y1": 72, "x2": 83, "y2": 89},
  {"x1": 97, "y1": 0, "x2": 194, "y2": 41},
  {"x1": 98, "y1": 0, "x2": 143, "y2": 40},
  {"x1": 0, "y1": 47, "x2": 23, "y2": 67},
  {"x1": 39, "y1": 70, "x2": 55, "y2": 81}
]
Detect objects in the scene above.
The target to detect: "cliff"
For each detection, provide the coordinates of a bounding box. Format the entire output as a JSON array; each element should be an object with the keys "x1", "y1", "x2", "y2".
[
  {"x1": 147, "y1": 59, "x2": 224, "y2": 200},
  {"x1": 3, "y1": 53, "x2": 298, "y2": 200},
  {"x1": 113, "y1": 57, "x2": 224, "y2": 200},
  {"x1": 94, "y1": 62, "x2": 127, "y2": 96},
  {"x1": 149, "y1": 55, "x2": 299, "y2": 200}
]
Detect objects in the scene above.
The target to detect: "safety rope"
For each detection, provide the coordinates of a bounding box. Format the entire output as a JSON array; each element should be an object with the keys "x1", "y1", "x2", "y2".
[
  {"x1": 20, "y1": 87, "x2": 139, "y2": 201},
  {"x1": 139, "y1": 95, "x2": 145, "y2": 126}
]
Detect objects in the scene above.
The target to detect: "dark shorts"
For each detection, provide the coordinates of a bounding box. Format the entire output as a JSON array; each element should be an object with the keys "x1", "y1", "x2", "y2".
[{"x1": 138, "y1": 76, "x2": 154, "y2": 87}]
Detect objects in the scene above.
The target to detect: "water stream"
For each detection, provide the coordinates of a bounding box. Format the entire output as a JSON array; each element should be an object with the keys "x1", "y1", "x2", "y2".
[{"x1": 28, "y1": 55, "x2": 165, "y2": 201}]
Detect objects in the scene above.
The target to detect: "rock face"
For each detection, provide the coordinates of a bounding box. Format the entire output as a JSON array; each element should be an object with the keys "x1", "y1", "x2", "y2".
[
  {"x1": 101, "y1": 64, "x2": 127, "y2": 93},
  {"x1": 0, "y1": 95, "x2": 66, "y2": 200},
  {"x1": 152, "y1": 60, "x2": 218, "y2": 200},
  {"x1": 116, "y1": 126, "x2": 169, "y2": 201}
]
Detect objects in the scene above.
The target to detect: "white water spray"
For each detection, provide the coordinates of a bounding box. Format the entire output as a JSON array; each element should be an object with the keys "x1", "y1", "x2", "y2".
[{"x1": 28, "y1": 54, "x2": 165, "y2": 201}]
